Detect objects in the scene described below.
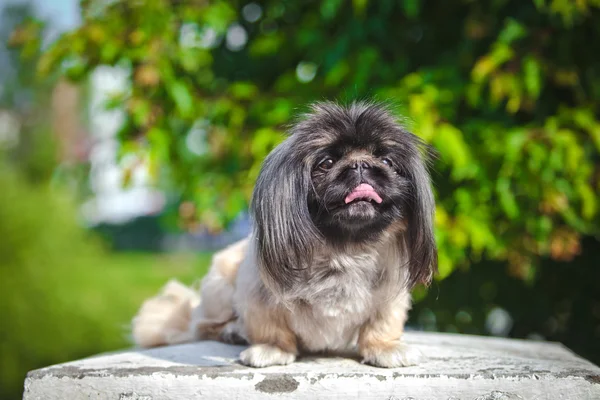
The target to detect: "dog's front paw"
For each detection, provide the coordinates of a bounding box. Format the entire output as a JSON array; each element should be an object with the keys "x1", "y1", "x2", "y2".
[
  {"x1": 361, "y1": 342, "x2": 422, "y2": 368},
  {"x1": 239, "y1": 344, "x2": 296, "y2": 367}
]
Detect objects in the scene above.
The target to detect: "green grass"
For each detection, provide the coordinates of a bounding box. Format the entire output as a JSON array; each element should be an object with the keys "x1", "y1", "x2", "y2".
[
  {"x1": 83, "y1": 251, "x2": 213, "y2": 339},
  {"x1": 85, "y1": 251, "x2": 212, "y2": 324},
  {"x1": 1, "y1": 250, "x2": 213, "y2": 400}
]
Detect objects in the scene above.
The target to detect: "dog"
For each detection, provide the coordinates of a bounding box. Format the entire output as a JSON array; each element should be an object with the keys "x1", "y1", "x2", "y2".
[{"x1": 132, "y1": 101, "x2": 437, "y2": 368}]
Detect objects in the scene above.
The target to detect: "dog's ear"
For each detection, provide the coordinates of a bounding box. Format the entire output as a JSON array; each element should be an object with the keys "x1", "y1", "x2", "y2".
[
  {"x1": 251, "y1": 138, "x2": 321, "y2": 293},
  {"x1": 402, "y1": 138, "x2": 438, "y2": 288}
]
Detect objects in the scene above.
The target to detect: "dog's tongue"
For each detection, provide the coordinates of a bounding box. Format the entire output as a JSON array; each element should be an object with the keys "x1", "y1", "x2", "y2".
[{"x1": 345, "y1": 183, "x2": 383, "y2": 204}]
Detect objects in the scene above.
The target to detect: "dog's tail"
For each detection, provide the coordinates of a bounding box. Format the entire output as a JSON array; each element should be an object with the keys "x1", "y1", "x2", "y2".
[
  {"x1": 131, "y1": 279, "x2": 200, "y2": 347},
  {"x1": 131, "y1": 239, "x2": 249, "y2": 348}
]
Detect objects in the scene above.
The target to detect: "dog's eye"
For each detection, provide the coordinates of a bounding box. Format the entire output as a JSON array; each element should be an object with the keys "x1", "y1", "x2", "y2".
[
  {"x1": 318, "y1": 158, "x2": 335, "y2": 170},
  {"x1": 382, "y1": 158, "x2": 393, "y2": 167}
]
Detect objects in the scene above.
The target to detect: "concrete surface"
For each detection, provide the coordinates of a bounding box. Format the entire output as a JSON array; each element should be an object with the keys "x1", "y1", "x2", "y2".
[{"x1": 23, "y1": 332, "x2": 600, "y2": 399}]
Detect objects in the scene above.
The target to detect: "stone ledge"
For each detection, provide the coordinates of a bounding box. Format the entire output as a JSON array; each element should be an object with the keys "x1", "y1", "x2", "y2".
[{"x1": 23, "y1": 332, "x2": 600, "y2": 400}]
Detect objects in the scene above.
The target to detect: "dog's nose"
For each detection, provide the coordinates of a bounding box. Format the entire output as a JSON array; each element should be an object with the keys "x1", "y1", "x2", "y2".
[{"x1": 350, "y1": 161, "x2": 371, "y2": 170}]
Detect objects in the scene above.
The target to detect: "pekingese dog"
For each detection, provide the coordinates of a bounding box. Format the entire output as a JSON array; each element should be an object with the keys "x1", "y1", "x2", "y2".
[{"x1": 132, "y1": 101, "x2": 437, "y2": 368}]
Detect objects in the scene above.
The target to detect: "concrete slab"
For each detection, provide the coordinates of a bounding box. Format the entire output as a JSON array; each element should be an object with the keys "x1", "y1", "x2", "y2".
[{"x1": 23, "y1": 332, "x2": 600, "y2": 399}]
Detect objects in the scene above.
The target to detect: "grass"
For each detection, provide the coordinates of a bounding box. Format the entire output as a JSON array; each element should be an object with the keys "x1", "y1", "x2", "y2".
[
  {"x1": 75, "y1": 250, "x2": 214, "y2": 348},
  {"x1": 1, "y1": 250, "x2": 213, "y2": 400}
]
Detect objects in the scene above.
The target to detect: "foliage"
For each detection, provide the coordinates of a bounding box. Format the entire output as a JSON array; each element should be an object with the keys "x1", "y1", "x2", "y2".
[
  {"x1": 29, "y1": 0, "x2": 600, "y2": 281},
  {"x1": 411, "y1": 236, "x2": 600, "y2": 364}
]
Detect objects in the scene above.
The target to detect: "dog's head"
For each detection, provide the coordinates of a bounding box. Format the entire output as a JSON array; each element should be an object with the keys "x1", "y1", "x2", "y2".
[{"x1": 252, "y1": 101, "x2": 437, "y2": 291}]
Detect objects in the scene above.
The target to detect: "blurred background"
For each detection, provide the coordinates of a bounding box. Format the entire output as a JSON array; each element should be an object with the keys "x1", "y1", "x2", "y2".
[{"x1": 1, "y1": 0, "x2": 599, "y2": 398}]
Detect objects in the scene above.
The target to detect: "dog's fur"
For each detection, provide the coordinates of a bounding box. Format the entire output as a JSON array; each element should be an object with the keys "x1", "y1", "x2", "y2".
[{"x1": 132, "y1": 101, "x2": 437, "y2": 368}]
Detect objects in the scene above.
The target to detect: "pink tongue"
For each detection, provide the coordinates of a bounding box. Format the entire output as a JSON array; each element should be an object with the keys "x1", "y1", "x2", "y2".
[{"x1": 344, "y1": 183, "x2": 383, "y2": 204}]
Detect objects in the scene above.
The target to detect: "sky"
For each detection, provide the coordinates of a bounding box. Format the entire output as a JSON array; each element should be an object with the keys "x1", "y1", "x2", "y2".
[{"x1": 2, "y1": 0, "x2": 80, "y2": 42}]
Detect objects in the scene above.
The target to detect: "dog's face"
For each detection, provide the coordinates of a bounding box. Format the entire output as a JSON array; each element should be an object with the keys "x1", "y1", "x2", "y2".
[
  {"x1": 305, "y1": 110, "x2": 412, "y2": 242},
  {"x1": 252, "y1": 102, "x2": 437, "y2": 291}
]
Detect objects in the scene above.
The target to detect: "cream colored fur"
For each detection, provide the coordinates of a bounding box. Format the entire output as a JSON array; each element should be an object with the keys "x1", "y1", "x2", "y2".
[
  {"x1": 131, "y1": 279, "x2": 200, "y2": 347},
  {"x1": 132, "y1": 229, "x2": 419, "y2": 368}
]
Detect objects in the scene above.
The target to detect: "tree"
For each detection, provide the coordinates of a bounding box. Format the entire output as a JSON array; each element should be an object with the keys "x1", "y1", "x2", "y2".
[{"x1": 31, "y1": 0, "x2": 600, "y2": 281}]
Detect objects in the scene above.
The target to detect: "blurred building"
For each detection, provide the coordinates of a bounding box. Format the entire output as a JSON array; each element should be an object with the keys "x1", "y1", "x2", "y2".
[{"x1": 81, "y1": 65, "x2": 166, "y2": 226}]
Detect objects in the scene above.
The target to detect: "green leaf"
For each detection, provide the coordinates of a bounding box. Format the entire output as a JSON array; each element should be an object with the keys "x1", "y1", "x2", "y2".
[
  {"x1": 401, "y1": 0, "x2": 421, "y2": 18},
  {"x1": 436, "y1": 251, "x2": 454, "y2": 280},
  {"x1": 496, "y1": 178, "x2": 519, "y2": 219},
  {"x1": 202, "y1": 3, "x2": 236, "y2": 33},
  {"x1": 250, "y1": 127, "x2": 284, "y2": 158},
  {"x1": 249, "y1": 33, "x2": 284, "y2": 56},
  {"x1": 433, "y1": 123, "x2": 473, "y2": 180},
  {"x1": 168, "y1": 81, "x2": 194, "y2": 118},
  {"x1": 498, "y1": 18, "x2": 527, "y2": 44},
  {"x1": 100, "y1": 40, "x2": 120, "y2": 63},
  {"x1": 577, "y1": 182, "x2": 597, "y2": 219},
  {"x1": 523, "y1": 56, "x2": 542, "y2": 98},
  {"x1": 229, "y1": 82, "x2": 258, "y2": 99},
  {"x1": 178, "y1": 49, "x2": 213, "y2": 72},
  {"x1": 320, "y1": 0, "x2": 344, "y2": 19},
  {"x1": 147, "y1": 127, "x2": 171, "y2": 163},
  {"x1": 131, "y1": 99, "x2": 151, "y2": 127},
  {"x1": 504, "y1": 129, "x2": 528, "y2": 163},
  {"x1": 352, "y1": 0, "x2": 369, "y2": 16},
  {"x1": 324, "y1": 61, "x2": 350, "y2": 87}
]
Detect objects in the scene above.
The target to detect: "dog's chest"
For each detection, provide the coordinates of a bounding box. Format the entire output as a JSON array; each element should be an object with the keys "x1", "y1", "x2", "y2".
[{"x1": 288, "y1": 251, "x2": 383, "y2": 352}]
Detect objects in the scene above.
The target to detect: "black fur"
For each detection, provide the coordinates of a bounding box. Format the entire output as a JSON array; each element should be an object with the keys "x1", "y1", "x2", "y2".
[{"x1": 251, "y1": 101, "x2": 438, "y2": 291}]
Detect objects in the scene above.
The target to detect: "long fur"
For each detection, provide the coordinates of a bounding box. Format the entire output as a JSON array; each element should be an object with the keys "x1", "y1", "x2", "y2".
[
  {"x1": 132, "y1": 101, "x2": 437, "y2": 368},
  {"x1": 251, "y1": 138, "x2": 322, "y2": 293}
]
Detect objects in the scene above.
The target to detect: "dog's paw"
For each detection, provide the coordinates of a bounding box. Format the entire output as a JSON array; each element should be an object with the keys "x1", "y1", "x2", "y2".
[
  {"x1": 362, "y1": 343, "x2": 422, "y2": 368},
  {"x1": 239, "y1": 344, "x2": 296, "y2": 367},
  {"x1": 220, "y1": 320, "x2": 248, "y2": 345}
]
